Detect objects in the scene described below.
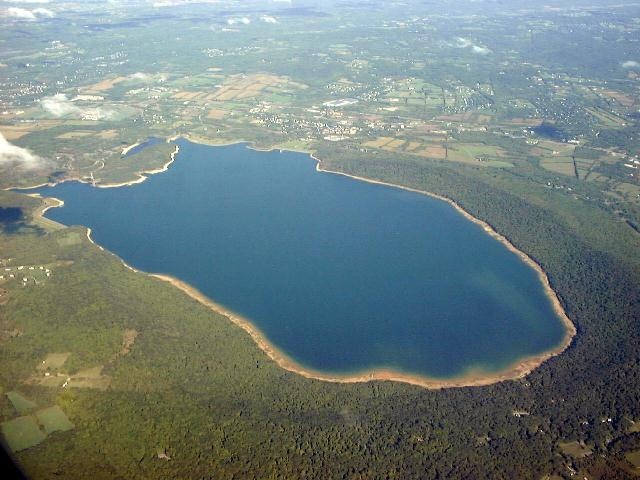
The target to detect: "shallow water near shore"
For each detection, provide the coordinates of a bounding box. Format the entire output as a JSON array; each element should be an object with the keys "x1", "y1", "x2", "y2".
[{"x1": 31, "y1": 139, "x2": 568, "y2": 380}]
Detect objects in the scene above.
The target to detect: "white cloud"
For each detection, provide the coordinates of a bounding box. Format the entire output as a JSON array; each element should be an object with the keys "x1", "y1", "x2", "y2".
[
  {"x1": 6, "y1": 7, "x2": 36, "y2": 19},
  {"x1": 455, "y1": 37, "x2": 491, "y2": 55},
  {"x1": 41, "y1": 94, "x2": 116, "y2": 120},
  {"x1": 129, "y1": 72, "x2": 150, "y2": 80},
  {"x1": 260, "y1": 15, "x2": 278, "y2": 24},
  {"x1": 4, "y1": 0, "x2": 51, "y2": 3},
  {"x1": 622, "y1": 60, "x2": 640, "y2": 69},
  {"x1": 472, "y1": 45, "x2": 491, "y2": 55},
  {"x1": 32, "y1": 7, "x2": 54, "y2": 17},
  {"x1": 5, "y1": 6, "x2": 54, "y2": 20},
  {"x1": 227, "y1": 16, "x2": 250, "y2": 25},
  {"x1": 0, "y1": 132, "x2": 46, "y2": 170},
  {"x1": 455, "y1": 37, "x2": 474, "y2": 48},
  {"x1": 127, "y1": 72, "x2": 167, "y2": 82},
  {"x1": 41, "y1": 94, "x2": 82, "y2": 117}
]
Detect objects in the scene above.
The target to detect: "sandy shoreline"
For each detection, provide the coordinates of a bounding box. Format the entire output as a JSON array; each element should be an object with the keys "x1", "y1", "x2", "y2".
[
  {"x1": 96, "y1": 144, "x2": 180, "y2": 188},
  {"x1": 39, "y1": 196, "x2": 65, "y2": 216},
  {"x1": 151, "y1": 273, "x2": 573, "y2": 390},
  {"x1": 27, "y1": 136, "x2": 576, "y2": 390},
  {"x1": 121, "y1": 142, "x2": 143, "y2": 156},
  {"x1": 310, "y1": 163, "x2": 576, "y2": 383}
]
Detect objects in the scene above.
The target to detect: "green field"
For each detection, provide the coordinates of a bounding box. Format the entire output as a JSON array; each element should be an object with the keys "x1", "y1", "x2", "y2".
[
  {"x1": 6, "y1": 392, "x2": 37, "y2": 415},
  {"x1": 35, "y1": 406, "x2": 74, "y2": 435},
  {"x1": 1, "y1": 416, "x2": 46, "y2": 452},
  {"x1": 626, "y1": 450, "x2": 640, "y2": 469}
]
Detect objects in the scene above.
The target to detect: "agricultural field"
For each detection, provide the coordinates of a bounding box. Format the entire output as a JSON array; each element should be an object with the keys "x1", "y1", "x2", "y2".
[
  {"x1": 1, "y1": 388, "x2": 74, "y2": 453},
  {"x1": 35, "y1": 406, "x2": 74, "y2": 435},
  {"x1": 1, "y1": 3, "x2": 637, "y2": 229},
  {"x1": 6, "y1": 392, "x2": 37, "y2": 415},
  {"x1": 1, "y1": 416, "x2": 46, "y2": 452}
]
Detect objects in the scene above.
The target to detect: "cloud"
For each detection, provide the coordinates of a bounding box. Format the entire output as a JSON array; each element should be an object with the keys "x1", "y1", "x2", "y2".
[
  {"x1": 5, "y1": 6, "x2": 54, "y2": 20},
  {"x1": 227, "y1": 17, "x2": 250, "y2": 25},
  {"x1": 0, "y1": 132, "x2": 47, "y2": 170},
  {"x1": 4, "y1": 0, "x2": 51, "y2": 3},
  {"x1": 622, "y1": 60, "x2": 640, "y2": 69},
  {"x1": 472, "y1": 45, "x2": 491, "y2": 55},
  {"x1": 32, "y1": 7, "x2": 54, "y2": 17},
  {"x1": 41, "y1": 94, "x2": 116, "y2": 120},
  {"x1": 129, "y1": 72, "x2": 151, "y2": 80},
  {"x1": 455, "y1": 37, "x2": 491, "y2": 55},
  {"x1": 455, "y1": 37, "x2": 474, "y2": 48},
  {"x1": 260, "y1": 15, "x2": 278, "y2": 24},
  {"x1": 6, "y1": 7, "x2": 36, "y2": 19},
  {"x1": 127, "y1": 72, "x2": 167, "y2": 82},
  {"x1": 41, "y1": 94, "x2": 82, "y2": 117}
]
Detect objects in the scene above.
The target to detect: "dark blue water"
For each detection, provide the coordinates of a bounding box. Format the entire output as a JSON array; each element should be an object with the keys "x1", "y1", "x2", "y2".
[
  {"x1": 32, "y1": 140, "x2": 566, "y2": 378},
  {"x1": 123, "y1": 137, "x2": 164, "y2": 157}
]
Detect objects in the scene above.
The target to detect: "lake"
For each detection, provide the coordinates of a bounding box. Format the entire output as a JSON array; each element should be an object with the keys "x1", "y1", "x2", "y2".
[{"x1": 31, "y1": 139, "x2": 568, "y2": 381}]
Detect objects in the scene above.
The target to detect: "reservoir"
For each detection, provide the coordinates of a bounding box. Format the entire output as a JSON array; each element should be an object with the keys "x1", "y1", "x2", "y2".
[{"x1": 32, "y1": 139, "x2": 569, "y2": 382}]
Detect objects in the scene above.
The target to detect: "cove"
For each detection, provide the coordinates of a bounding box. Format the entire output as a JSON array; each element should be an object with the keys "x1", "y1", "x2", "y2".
[{"x1": 31, "y1": 139, "x2": 572, "y2": 385}]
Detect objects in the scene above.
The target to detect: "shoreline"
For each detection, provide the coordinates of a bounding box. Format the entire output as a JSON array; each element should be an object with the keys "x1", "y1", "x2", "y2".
[
  {"x1": 95, "y1": 144, "x2": 180, "y2": 189},
  {"x1": 28, "y1": 136, "x2": 576, "y2": 390},
  {"x1": 150, "y1": 273, "x2": 573, "y2": 390},
  {"x1": 311, "y1": 163, "x2": 576, "y2": 381},
  {"x1": 4, "y1": 144, "x2": 179, "y2": 192},
  {"x1": 121, "y1": 142, "x2": 142, "y2": 156}
]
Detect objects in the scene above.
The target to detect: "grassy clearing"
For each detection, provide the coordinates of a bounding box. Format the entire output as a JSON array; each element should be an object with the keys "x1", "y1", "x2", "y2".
[
  {"x1": 558, "y1": 441, "x2": 593, "y2": 459},
  {"x1": 405, "y1": 141, "x2": 421, "y2": 152},
  {"x1": 1, "y1": 416, "x2": 46, "y2": 452},
  {"x1": 69, "y1": 366, "x2": 111, "y2": 390},
  {"x1": 35, "y1": 406, "x2": 74, "y2": 435},
  {"x1": 6, "y1": 391, "x2": 37, "y2": 415},
  {"x1": 206, "y1": 109, "x2": 229, "y2": 120},
  {"x1": 273, "y1": 139, "x2": 314, "y2": 152},
  {"x1": 79, "y1": 76, "x2": 127, "y2": 94},
  {"x1": 56, "y1": 231, "x2": 83, "y2": 247},
  {"x1": 36, "y1": 353, "x2": 71, "y2": 372},
  {"x1": 626, "y1": 450, "x2": 640, "y2": 469},
  {"x1": 363, "y1": 137, "x2": 394, "y2": 148},
  {"x1": 585, "y1": 107, "x2": 627, "y2": 128},
  {"x1": 447, "y1": 143, "x2": 511, "y2": 166},
  {"x1": 540, "y1": 159, "x2": 576, "y2": 176},
  {"x1": 601, "y1": 90, "x2": 636, "y2": 107},
  {"x1": 532, "y1": 141, "x2": 575, "y2": 157},
  {"x1": 386, "y1": 139, "x2": 405, "y2": 149},
  {"x1": 416, "y1": 145, "x2": 447, "y2": 159},
  {"x1": 615, "y1": 183, "x2": 640, "y2": 197},
  {"x1": 206, "y1": 74, "x2": 305, "y2": 102}
]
